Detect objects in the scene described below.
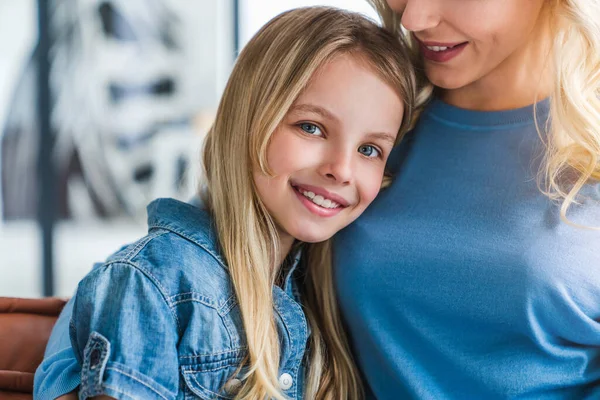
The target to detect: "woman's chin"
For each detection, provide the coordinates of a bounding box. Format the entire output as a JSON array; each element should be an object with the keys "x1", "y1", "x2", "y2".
[{"x1": 424, "y1": 64, "x2": 473, "y2": 91}]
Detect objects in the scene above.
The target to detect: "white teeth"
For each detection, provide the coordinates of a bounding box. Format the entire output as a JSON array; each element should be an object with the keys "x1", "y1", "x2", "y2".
[
  {"x1": 300, "y1": 189, "x2": 340, "y2": 209},
  {"x1": 427, "y1": 45, "x2": 450, "y2": 52}
]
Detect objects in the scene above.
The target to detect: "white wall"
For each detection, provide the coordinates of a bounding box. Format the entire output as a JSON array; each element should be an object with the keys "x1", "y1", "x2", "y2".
[
  {"x1": 239, "y1": 0, "x2": 379, "y2": 49},
  {"x1": 0, "y1": 0, "x2": 232, "y2": 297},
  {"x1": 0, "y1": 1, "x2": 36, "y2": 135},
  {"x1": 0, "y1": 0, "x2": 37, "y2": 216}
]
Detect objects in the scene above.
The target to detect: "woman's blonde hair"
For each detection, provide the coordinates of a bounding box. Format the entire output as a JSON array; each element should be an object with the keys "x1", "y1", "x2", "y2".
[
  {"x1": 367, "y1": 0, "x2": 600, "y2": 225},
  {"x1": 546, "y1": 0, "x2": 600, "y2": 224},
  {"x1": 201, "y1": 6, "x2": 417, "y2": 399}
]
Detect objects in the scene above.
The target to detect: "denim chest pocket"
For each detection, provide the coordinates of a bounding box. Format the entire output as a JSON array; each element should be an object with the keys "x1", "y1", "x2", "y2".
[{"x1": 180, "y1": 350, "x2": 248, "y2": 400}]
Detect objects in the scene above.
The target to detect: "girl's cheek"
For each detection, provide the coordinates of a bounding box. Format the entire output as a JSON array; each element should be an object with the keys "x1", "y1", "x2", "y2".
[{"x1": 361, "y1": 169, "x2": 387, "y2": 205}]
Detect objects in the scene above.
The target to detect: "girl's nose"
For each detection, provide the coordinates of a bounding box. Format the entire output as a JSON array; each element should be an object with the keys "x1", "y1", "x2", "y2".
[{"x1": 318, "y1": 149, "x2": 353, "y2": 185}]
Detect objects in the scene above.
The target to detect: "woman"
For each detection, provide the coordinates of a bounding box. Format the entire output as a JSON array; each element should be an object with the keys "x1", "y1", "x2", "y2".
[{"x1": 334, "y1": 0, "x2": 600, "y2": 398}]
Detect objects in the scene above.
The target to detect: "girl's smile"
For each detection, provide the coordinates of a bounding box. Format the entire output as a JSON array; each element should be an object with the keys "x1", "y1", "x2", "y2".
[{"x1": 291, "y1": 182, "x2": 350, "y2": 218}]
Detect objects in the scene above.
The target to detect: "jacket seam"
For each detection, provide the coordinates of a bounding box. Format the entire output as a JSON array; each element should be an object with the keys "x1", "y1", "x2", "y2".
[
  {"x1": 185, "y1": 372, "x2": 233, "y2": 400},
  {"x1": 179, "y1": 347, "x2": 248, "y2": 358},
  {"x1": 120, "y1": 228, "x2": 168, "y2": 261},
  {"x1": 105, "y1": 365, "x2": 170, "y2": 400},
  {"x1": 102, "y1": 258, "x2": 182, "y2": 335},
  {"x1": 170, "y1": 293, "x2": 219, "y2": 309},
  {"x1": 148, "y1": 222, "x2": 227, "y2": 272},
  {"x1": 220, "y1": 294, "x2": 238, "y2": 316}
]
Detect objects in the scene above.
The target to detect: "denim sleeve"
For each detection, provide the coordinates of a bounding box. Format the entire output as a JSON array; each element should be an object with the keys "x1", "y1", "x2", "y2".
[
  {"x1": 34, "y1": 296, "x2": 81, "y2": 400},
  {"x1": 70, "y1": 262, "x2": 179, "y2": 400}
]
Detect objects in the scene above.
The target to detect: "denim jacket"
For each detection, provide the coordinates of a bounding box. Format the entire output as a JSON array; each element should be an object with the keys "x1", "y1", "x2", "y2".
[{"x1": 34, "y1": 198, "x2": 309, "y2": 400}]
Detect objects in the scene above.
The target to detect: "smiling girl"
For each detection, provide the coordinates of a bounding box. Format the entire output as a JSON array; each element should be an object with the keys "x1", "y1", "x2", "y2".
[{"x1": 34, "y1": 6, "x2": 417, "y2": 400}]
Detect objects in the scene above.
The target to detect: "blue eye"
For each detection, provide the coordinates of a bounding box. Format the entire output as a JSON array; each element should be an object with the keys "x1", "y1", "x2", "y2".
[
  {"x1": 358, "y1": 145, "x2": 380, "y2": 158},
  {"x1": 299, "y1": 123, "x2": 323, "y2": 136}
]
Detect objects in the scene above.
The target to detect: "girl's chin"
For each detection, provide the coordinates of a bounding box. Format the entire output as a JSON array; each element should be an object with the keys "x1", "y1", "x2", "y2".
[
  {"x1": 289, "y1": 228, "x2": 336, "y2": 244},
  {"x1": 294, "y1": 235, "x2": 332, "y2": 244}
]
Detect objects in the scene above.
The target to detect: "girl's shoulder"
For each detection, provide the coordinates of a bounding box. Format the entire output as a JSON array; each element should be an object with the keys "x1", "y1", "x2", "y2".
[
  {"x1": 100, "y1": 197, "x2": 235, "y2": 310},
  {"x1": 68, "y1": 198, "x2": 250, "y2": 398},
  {"x1": 68, "y1": 197, "x2": 251, "y2": 399}
]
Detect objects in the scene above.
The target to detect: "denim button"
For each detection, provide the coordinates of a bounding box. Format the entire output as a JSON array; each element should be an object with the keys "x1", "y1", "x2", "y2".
[
  {"x1": 278, "y1": 373, "x2": 293, "y2": 390},
  {"x1": 90, "y1": 348, "x2": 101, "y2": 369}
]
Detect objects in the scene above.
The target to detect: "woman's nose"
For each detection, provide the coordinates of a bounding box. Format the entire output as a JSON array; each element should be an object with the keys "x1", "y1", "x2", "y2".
[{"x1": 400, "y1": 0, "x2": 442, "y2": 33}]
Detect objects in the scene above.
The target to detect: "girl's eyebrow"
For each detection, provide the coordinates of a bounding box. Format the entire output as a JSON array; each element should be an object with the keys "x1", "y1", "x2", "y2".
[
  {"x1": 367, "y1": 132, "x2": 396, "y2": 145},
  {"x1": 289, "y1": 103, "x2": 338, "y2": 122}
]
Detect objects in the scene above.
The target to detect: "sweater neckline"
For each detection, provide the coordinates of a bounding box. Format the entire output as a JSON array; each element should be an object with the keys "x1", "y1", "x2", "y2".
[{"x1": 425, "y1": 96, "x2": 551, "y2": 129}]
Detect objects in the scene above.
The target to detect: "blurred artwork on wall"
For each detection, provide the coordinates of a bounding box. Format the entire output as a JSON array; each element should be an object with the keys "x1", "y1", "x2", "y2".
[{"x1": 1, "y1": 0, "x2": 229, "y2": 221}]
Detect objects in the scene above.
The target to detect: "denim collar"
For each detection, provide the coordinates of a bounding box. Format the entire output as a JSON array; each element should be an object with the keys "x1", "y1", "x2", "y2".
[
  {"x1": 147, "y1": 198, "x2": 227, "y2": 267},
  {"x1": 147, "y1": 198, "x2": 305, "y2": 303},
  {"x1": 281, "y1": 246, "x2": 305, "y2": 302}
]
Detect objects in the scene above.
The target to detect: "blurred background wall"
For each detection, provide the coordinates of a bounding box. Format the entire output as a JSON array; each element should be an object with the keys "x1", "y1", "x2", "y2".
[{"x1": 0, "y1": 0, "x2": 377, "y2": 298}]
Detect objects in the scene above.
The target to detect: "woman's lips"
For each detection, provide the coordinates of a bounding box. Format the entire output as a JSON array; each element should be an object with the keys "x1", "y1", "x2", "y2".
[{"x1": 415, "y1": 37, "x2": 469, "y2": 63}]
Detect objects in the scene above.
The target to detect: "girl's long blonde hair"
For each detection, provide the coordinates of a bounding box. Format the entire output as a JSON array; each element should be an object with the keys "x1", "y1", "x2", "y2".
[
  {"x1": 367, "y1": 0, "x2": 600, "y2": 224},
  {"x1": 201, "y1": 7, "x2": 417, "y2": 399}
]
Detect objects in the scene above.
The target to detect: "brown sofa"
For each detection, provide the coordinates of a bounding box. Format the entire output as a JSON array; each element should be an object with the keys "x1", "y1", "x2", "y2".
[{"x1": 0, "y1": 297, "x2": 67, "y2": 399}]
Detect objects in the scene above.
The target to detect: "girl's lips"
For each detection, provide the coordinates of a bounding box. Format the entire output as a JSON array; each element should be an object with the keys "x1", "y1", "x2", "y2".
[
  {"x1": 291, "y1": 185, "x2": 345, "y2": 218},
  {"x1": 291, "y1": 182, "x2": 350, "y2": 207}
]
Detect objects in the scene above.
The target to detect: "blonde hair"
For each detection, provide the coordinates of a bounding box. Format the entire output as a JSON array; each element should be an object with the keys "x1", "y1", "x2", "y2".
[
  {"x1": 367, "y1": 0, "x2": 600, "y2": 224},
  {"x1": 201, "y1": 7, "x2": 417, "y2": 399},
  {"x1": 546, "y1": 0, "x2": 600, "y2": 224}
]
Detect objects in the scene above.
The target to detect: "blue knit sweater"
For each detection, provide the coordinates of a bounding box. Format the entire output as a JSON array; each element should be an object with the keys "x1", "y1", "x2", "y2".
[{"x1": 334, "y1": 98, "x2": 600, "y2": 399}]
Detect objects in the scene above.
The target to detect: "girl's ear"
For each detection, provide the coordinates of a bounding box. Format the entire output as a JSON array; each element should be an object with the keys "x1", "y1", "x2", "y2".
[{"x1": 381, "y1": 171, "x2": 393, "y2": 189}]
